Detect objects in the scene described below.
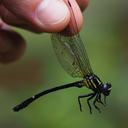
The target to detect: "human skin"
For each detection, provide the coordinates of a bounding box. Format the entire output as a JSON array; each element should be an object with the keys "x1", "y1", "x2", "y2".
[{"x1": 0, "y1": 0, "x2": 89, "y2": 63}]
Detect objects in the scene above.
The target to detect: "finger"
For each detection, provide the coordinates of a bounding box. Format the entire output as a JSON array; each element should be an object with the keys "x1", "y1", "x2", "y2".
[
  {"x1": 0, "y1": 4, "x2": 27, "y2": 27},
  {"x1": 62, "y1": 0, "x2": 83, "y2": 35},
  {"x1": 76, "y1": 0, "x2": 89, "y2": 11},
  {"x1": 2, "y1": 0, "x2": 70, "y2": 33},
  {"x1": 0, "y1": 4, "x2": 37, "y2": 32},
  {"x1": 0, "y1": 19, "x2": 26, "y2": 64}
]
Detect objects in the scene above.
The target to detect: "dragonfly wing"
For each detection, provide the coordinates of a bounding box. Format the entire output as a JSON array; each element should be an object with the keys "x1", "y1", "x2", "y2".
[{"x1": 51, "y1": 33, "x2": 93, "y2": 78}]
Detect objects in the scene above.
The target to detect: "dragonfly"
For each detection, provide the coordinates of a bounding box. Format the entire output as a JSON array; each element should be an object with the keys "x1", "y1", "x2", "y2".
[{"x1": 13, "y1": 0, "x2": 112, "y2": 114}]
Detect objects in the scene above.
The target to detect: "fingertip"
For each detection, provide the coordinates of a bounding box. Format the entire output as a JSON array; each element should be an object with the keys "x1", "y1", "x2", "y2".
[
  {"x1": 36, "y1": 0, "x2": 70, "y2": 32},
  {"x1": 62, "y1": 0, "x2": 84, "y2": 36}
]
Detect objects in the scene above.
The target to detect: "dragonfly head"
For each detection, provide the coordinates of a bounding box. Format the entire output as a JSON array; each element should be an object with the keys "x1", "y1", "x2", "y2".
[{"x1": 102, "y1": 83, "x2": 112, "y2": 96}]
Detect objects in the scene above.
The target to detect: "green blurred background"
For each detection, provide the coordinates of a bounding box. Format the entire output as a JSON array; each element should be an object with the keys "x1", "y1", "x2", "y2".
[{"x1": 0, "y1": 0, "x2": 128, "y2": 128}]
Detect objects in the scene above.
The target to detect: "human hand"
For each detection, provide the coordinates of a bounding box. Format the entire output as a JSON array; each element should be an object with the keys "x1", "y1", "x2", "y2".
[{"x1": 0, "y1": 0, "x2": 89, "y2": 63}]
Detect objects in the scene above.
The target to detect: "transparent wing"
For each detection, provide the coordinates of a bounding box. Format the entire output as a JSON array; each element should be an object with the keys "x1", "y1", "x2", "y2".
[
  {"x1": 51, "y1": 1, "x2": 93, "y2": 78},
  {"x1": 51, "y1": 33, "x2": 93, "y2": 78}
]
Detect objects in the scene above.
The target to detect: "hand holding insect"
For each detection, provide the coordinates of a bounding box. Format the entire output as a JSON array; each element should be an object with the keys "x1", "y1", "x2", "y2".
[
  {"x1": 0, "y1": 0, "x2": 88, "y2": 63},
  {"x1": 13, "y1": 0, "x2": 112, "y2": 114},
  {"x1": 0, "y1": 0, "x2": 88, "y2": 33}
]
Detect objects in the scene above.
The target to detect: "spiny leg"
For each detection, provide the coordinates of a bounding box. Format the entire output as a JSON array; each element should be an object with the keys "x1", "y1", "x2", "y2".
[
  {"x1": 78, "y1": 93, "x2": 94, "y2": 112},
  {"x1": 87, "y1": 93, "x2": 96, "y2": 114},
  {"x1": 97, "y1": 94, "x2": 104, "y2": 106},
  {"x1": 93, "y1": 94, "x2": 101, "y2": 113},
  {"x1": 104, "y1": 95, "x2": 107, "y2": 105}
]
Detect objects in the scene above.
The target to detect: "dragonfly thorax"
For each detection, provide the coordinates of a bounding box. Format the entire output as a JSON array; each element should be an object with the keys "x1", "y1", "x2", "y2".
[
  {"x1": 83, "y1": 73, "x2": 112, "y2": 96},
  {"x1": 83, "y1": 74, "x2": 102, "y2": 91}
]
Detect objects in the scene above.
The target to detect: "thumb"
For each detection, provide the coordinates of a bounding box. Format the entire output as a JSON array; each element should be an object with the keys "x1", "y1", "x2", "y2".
[{"x1": 2, "y1": 0, "x2": 70, "y2": 33}]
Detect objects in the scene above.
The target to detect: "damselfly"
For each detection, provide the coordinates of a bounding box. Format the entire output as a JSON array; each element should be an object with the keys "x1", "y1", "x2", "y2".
[{"x1": 13, "y1": 0, "x2": 112, "y2": 114}]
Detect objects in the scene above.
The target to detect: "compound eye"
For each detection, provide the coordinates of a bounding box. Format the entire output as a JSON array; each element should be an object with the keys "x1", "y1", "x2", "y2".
[{"x1": 103, "y1": 84, "x2": 108, "y2": 90}]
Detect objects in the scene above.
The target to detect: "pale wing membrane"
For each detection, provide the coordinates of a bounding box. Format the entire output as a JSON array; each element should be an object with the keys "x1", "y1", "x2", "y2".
[{"x1": 51, "y1": 33, "x2": 93, "y2": 78}]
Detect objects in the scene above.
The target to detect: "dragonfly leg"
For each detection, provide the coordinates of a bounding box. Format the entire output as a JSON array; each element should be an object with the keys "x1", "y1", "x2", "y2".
[
  {"x1": 97, "y1": 94, "x2": 105, "y2": 106},
  {"x1": 104, "y1": 95, "x2": 107, "y2": 105},
  {"x1": 93, "y1": 94, "x2": 101, "y2": 113},
  {"x1": 87, "y1": 94, "x2": 96, "y2": 114},
  {"x1": 78, "y1": 93, "x2": 94, "y2": 112}
]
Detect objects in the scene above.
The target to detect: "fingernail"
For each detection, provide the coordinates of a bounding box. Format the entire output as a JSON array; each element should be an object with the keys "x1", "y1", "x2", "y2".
[{"x1": 37, "y1": 0, "x2": 69, "y2": 25}]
